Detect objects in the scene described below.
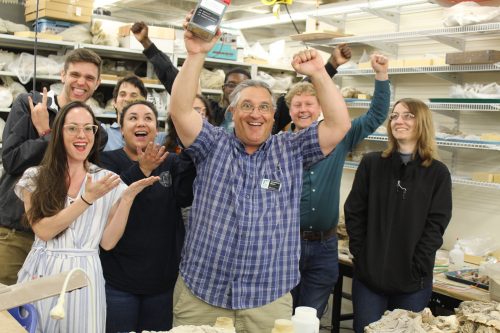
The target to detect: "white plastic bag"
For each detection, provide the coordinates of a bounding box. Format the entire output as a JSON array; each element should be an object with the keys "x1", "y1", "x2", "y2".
[{"x1": 443, "y1": 2, "x2": 500, "y2": 27}]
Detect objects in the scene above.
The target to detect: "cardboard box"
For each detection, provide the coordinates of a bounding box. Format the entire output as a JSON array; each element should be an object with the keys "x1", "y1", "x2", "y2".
[
  {"x1": 25, "y1": 2, "x2": 93, "y2": 17},
  {"x1": 389, "y1": 59, "x2": 405, "y2": 68},
  {"x1": 118, "y1": 25, "x2": 175, "y2": 54},
  {"x1": 493, "y1": 174, "x2": 500, "y2": 184},
  {"x1": 446, "y1": 50, "x2": 500, "y2": 65},
  {"x1": 471, "y1": 172, "x2": 493, "y2": 183},
  {"x1": 118, "y1": 25, "x2": 175, "y2": 40},
  {"x1": 403, "y1": 58, "x2": 433, "y2": 67},
  {"x1": 26, "y1": 0, "x2": 94, "y2": 8},
  {"x1": 14, "y1": 31, "x2": 63, "y2": 41},
  {"x1": 119, "y1": 36, "x2": 174, "y2": 54},
  {"x1": 25, "y1": 9, "x2": 91, "y2": 23}
]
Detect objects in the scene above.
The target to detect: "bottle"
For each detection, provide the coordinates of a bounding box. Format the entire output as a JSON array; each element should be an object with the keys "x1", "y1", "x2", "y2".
[
  {"x1": 271, "y1": 319, "x2": 294, "y2": 333},
  {"x1": 449, "y1": 240, "x2": 464, "y2": 270},
  {"x1": 214, "y1": 317, "x2": 236, "y2": 332},
  {"x1": 291, "y1": 306, "x2": 320, "y2": 333},
  {"x1": 187, "y1": 0, "x2": 231, "y2": 41}
]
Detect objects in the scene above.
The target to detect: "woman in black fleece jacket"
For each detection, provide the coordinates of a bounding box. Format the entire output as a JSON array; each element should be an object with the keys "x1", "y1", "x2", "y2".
[{"x1": 344, "y1": 98, "x2": 452, "y2": 333}]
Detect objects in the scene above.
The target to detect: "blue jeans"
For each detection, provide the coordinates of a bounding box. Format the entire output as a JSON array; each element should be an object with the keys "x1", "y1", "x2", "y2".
[
  {"x1": 105, "y1": 283, "x2": 173, "y2": 333},
  {"x1": 292, "y1": 236, "x2": 339, "y2": 318},
  {"x1": 352, "y1": 278, "x2": 433, "y2": 333}
]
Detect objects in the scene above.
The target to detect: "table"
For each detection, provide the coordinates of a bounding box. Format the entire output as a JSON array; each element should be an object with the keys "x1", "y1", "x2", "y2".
[{"x1": 330, "y1": 256, "x2": 490, "y2": 333}]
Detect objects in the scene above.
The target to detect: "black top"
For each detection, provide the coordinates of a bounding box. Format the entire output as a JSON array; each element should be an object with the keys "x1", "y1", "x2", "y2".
[
  {"x1": 344, "y1": 151, "x2": 452, "y2": 294},
  {"x1": 99, "y1": 149, "x2": 195, "y2": 294}
]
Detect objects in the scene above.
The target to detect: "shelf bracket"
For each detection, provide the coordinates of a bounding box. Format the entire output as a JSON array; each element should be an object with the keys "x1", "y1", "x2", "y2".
[
  {"x1": 428, "y1": 36, "x2": 465, "y2": 51},
  {"x1": 364, "y1": 42, "x2": 399, "y2": 56},
  {"x1": 309, "y1": 15, "x2": 347, "y2": 33},
  {"x1": 427, "y1": 72, "x2": 462, "y2": 84},
  {"x1": 359, "y1": 7, "x2": 400, "y2": 25}
]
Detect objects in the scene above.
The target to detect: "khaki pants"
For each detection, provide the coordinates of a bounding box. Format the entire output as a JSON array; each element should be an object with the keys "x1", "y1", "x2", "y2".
[
  {"x1": 0, "y1": 227, "x2": 34, "y2": 285},
  {"x1": 173, "y1": 276, "x2": 293, "y2": 333}
]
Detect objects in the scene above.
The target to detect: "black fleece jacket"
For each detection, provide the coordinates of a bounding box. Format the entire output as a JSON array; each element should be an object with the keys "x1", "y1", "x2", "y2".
[{"x1": 344, "y1": 151, "x2": 452, "y2": 294}]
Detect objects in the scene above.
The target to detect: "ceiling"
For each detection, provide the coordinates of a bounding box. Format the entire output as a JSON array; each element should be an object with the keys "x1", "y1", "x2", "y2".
[{"x1": 98, "y1": 0, "x2": 349, "y2": 44}]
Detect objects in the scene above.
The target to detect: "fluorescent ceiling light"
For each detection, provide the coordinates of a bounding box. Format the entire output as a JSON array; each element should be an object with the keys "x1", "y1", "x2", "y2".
[{"x1": 222, "y1": 0, "x2": 429, "y2": 30}]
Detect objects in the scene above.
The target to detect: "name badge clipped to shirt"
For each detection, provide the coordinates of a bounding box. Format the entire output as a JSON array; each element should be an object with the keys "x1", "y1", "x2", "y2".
[{"x1": 261, "y1": 178, "x2": 281, "y2": 191}]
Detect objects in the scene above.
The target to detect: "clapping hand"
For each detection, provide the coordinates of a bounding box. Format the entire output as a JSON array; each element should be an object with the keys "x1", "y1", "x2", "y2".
[
  {"x1": 137, "y1": 142, "x2": 169, "y2": 176},
  {"x1": 122, "y1": 176, "x2": 160, "y2": 201},
  {"x1": 82, "y1": 173, "x2": 121, "y2": 204}
]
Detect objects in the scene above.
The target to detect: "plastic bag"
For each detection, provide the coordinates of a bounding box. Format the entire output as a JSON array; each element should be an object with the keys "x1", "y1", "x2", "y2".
[
  {"x1": 200, "y1": 68, "x2": 224, "y2": 89},
  {"x1": 58, "y1": 23, "x2": 92, "y2": 43},
  {"x1": 458, "y1": 237, "x2": 500, "y2": 257},
  {"x1": 443, "y1": 2, "x2": 500, "y2": 27},
  {"x1": 256, "y1": 71, "x2": 276, "y2": 89}
]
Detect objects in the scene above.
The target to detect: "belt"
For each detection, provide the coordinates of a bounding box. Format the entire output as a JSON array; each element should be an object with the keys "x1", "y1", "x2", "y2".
[{"x1": 300, "y1": 226, "x2": 337, "y2": 241}]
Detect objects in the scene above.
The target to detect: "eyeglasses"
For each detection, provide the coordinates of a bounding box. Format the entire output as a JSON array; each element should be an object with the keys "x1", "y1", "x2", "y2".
[
  {"x1": 63, "y1": 124, "x2": 99, "y2": 135},
  {"x1": 223, "y1": 82, "x2": 238, "y2": 89},
  {"x1": 238, "y1": 101, "x2": 273, "y2": 114},
  {"x1": 389, "y1": 112, "x2": 415, "y2": 121}
]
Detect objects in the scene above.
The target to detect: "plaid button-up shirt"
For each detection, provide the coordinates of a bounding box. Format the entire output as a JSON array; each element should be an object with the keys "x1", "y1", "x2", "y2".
[{"x1": 181, "y1": 121, "x2": 324, "y2": 309}]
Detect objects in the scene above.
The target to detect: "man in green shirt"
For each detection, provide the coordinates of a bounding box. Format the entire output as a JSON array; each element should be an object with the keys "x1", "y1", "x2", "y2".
[{"x1": 290, "y1": 53, "x2": 391, "y2": 318}]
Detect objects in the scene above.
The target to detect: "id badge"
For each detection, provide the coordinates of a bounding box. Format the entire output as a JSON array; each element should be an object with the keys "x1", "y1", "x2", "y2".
[{"x1": 261, "y1": 178, "x2": 281, "y2": 191}]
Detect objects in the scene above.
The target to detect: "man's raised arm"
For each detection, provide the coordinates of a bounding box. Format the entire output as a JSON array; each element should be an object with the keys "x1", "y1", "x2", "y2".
[
  {"x1": 291, "y1": 49, "x2": 351, "y2": 155},
  {"x1": 169, "y1": 12, "x2": 220, "y2": 148}
]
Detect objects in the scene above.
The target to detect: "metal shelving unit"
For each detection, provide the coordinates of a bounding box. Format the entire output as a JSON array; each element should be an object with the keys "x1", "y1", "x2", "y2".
[
  {"x1": 337, "y1": 64, "x2": 500, "y2": 76},
  {"x1": 0, "y1": 34, "x2": 75, "y2": 52},
  {"x1": 346, "y1": 101, "x2": 500, "y2": 111},
  {"x1": 366, "y1": 135, "x2": 500, "y2": 151},
  {"x1": 317, "y1": 22, "x2": 500, "y2": 46}
]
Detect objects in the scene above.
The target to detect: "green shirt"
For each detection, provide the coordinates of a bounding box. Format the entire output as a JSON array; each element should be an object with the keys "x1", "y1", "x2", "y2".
[{"x1": 300, "y1": 79, "x2": 391, "y2": 231}]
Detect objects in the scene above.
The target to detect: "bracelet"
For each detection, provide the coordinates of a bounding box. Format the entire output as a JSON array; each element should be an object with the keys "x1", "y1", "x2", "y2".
[
  {"x1": 40, "y1": 129, "x2": 51, "y2": 137},
  {"x1": 80, "y1": 194, "x2": 93, "y2": 206}
]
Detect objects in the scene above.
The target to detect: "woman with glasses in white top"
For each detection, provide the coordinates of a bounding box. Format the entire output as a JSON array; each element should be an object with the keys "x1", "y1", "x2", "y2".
[
  {"x1": 14, "y1": 101, "x2": 158, "y2": 333},
  {"x1": 344, "y1": 98, "x2": 452, "y2": 332}
]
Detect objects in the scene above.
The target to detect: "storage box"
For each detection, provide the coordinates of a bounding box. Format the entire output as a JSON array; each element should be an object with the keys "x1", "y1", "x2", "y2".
[
  {"x1": 25, "y1": 9, "x2": 91, "y2": 23},
  {"x1": 208, "y1": 43, "x2": 237, "y2": 61},
  {"x1": 25, "y1": 1, "x2": 93, "y2": 16},
  {"x1": 118, "y1": 25, "x2": 175, "y2": 40},
  {"x1": 445, "y1": 50, "x2": 500, "y2": 65},
  {"x1": 403, "y1": 58, "x2": 432, "y2": 67},
  {"x1": 119, "y1": 36, "x2": 174, "y2": 54},
  {"x1": 118, "y1": 25, "x2": 175, "y2": 54},
  {"x1": 32, "y1": 18, "x2": 75, "y2": 34},
  {"x1": 471, "y1": 172, "x2": 493, "y2": 183},
  {"x1": 26, "y1": 0, "x2": 94, "y2": 8}
]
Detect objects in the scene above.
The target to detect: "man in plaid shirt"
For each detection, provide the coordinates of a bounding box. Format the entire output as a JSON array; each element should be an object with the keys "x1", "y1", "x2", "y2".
[{"x1": 168, "y1": 12, "x2": 351, "y2": 333}]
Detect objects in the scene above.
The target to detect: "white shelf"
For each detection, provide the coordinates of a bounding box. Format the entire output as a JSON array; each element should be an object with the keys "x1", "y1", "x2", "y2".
[
  {"x1": 366, "y1": 135, "x2": 500, "y2": 151},
  {"x1": 202, "y1": 88, "x2": 222, "y2": 95},
  {"x1": 99, "y1": 79, "x2": 164, "y2": 90},
  {"x1": 347, "y1": 101, "x2": 500, "y2": 112},
  {"x1": 0, "y1": 33, "x2": 75, "y2": 51},
  {"x1": 338, "y1": 64, "x2": 500, "y2": 76},
  {"x1": 79, "y1": 43, "x2": 146, "y2": 61},
  {"x1": 0, "y1": 70, "x2": 60, "y2": 81},
  {"x1": 318, "y1": 22, "x2": 500, "y2": 45},
  {"x1": 0, "y1": 107, "x2": 10, "y2": 113},
  {"x1": 343, "y1": 161, "x2": 500, "y2": 189}
]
